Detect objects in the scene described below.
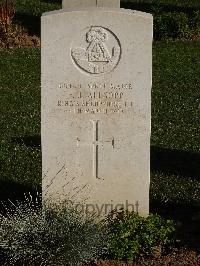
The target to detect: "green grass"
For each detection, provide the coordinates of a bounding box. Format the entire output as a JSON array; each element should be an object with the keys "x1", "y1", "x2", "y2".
[
  {"x1": 152, "y1": 41, "x2": 200, "y2": 152},
  {"x1": 122, "y1": 0, "x2": 200, "y2": 9},
  {"x1": 12, "y1": 0, "x2": 200, "y2": 17},
  {"x1": 11, "y1": 1, "x2": 200, "y2": 40},
  {"x1": 151, "y1": 41, "x2": 200, "y2": 208},
  {"x1": 14, "y1": 0, "x2": 61, "y2": 16},
  {"x1": 0, "y1": 49, "x2": 41, "y2": 199}
]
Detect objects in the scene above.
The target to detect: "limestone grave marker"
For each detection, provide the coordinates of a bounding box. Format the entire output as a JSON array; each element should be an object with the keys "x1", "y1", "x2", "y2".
[
  {"x1": 62, "y1": 0, "x2": 120, "y2": 9},
  {"x1": 42, "y1": 0, "x2": 153, "y2": 217}
]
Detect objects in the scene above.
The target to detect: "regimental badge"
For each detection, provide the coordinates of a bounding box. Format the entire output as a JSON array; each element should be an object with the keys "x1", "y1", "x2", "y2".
[{"x1": 71, "y1": 26, "x2": 121, "y2": 75}]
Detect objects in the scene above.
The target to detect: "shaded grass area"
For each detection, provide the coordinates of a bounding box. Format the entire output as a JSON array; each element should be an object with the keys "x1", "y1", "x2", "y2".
[
  {"x1": 11, "y1": 1, "x2": 200, "y2": 38},
  {"x1": 122, "y1": 0, "x2": 200, "y2": 12},
  {"x1": 0, "y1": 49, "x2": 41, "y2": 200},
  {"x1": 152, "y1": 41, "x2": 200, "y2": 152},
  {"x1": 14, "y1": 0, "x2": 61, "y2": 16},
  {"x1": 13, "y1": 0, "x2": 61, "y2": 36},
  {"x1": 150, "y1": 40, "x2": 200, "y2": 250},
  {"x1": 0, "y1": 41, "x2": 200, "y2": 248},
  {"x1": 13, "y1": 0, "x2": 200, "y2": 17}
]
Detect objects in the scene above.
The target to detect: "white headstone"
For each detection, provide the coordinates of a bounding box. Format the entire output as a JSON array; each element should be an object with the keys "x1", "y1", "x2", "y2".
[
  {"x1": 62, "y1": 0, "x2": 120, "y2": 9},
  {"x1": 42, "y1": 3, "x2": 153, "y2": 217}
]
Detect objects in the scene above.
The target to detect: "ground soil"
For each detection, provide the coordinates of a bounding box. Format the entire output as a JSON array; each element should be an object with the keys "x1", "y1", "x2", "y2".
[
  {"x1": 87, "y1": 249, "x2": 200, "y2": 266},
  {"x1": 1, "y1": 249, "x2": 200, "y2": 266}
]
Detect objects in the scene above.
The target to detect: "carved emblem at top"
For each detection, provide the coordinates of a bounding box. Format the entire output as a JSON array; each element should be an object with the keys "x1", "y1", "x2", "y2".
[{"x1": 71, "y1": 26, "x2": 121, "y2": 75}]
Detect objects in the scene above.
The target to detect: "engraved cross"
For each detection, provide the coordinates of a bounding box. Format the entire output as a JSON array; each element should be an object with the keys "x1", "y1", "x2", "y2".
[{"x1": 77, "y1": 120, "x2": 114, "y2": 179}]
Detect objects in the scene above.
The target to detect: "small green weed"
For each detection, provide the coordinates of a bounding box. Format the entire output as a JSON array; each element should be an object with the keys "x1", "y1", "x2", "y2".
[{"x1": 105, "y1": 211, "x2": 175, "y2": 260}]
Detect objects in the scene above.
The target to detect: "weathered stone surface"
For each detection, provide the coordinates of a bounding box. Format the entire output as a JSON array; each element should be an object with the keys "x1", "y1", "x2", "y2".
[
  {"x1": 41, "y1": 8, "x2": 153, "y2": 217},
  {"x1": 97, "y1": 0, "x2": 120, "y2": 7},
  {"x1": 62, "y1": 0, "x2": 120, "y2": 9}
]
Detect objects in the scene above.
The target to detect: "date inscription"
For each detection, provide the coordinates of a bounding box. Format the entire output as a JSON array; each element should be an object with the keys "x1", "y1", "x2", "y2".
[{"x1": 57, "y1": 82, "x2": 134, "y2": 115}]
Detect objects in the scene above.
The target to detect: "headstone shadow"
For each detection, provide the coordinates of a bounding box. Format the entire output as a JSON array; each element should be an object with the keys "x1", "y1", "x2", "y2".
[
  {"x1": 13, "y1": 13, "x2": 40, "y2": 37},
  {"x1": 151, "y1": 201, "x2": 200, "y2": 251},
  {"x1": 12, "y1": 135, "x2": 41, "y2": 148},
  {"x1": 0, "y1": 179, "x2": 41, "y2": 214},
  {"x1": 121, "y1": 1, "x2": 198, "y2": 14},
  {"x1": 151, "y1": 146, "x2": 200, "y2": 180},
  {"x1": 151, "y1": 146, "x2": 200, "y2": 250}
]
